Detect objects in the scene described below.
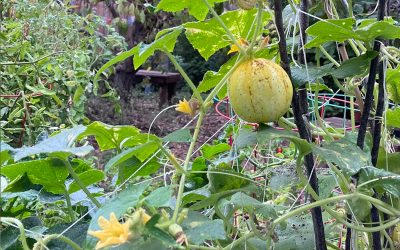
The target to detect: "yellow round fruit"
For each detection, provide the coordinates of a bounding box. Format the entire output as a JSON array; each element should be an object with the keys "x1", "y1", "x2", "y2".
[
  {"x1": 237, "y1": 0, "x2": 257, "y2": 10},
  {"x1": 228, "y1": 58, "x2": 293, "y2": 123}
]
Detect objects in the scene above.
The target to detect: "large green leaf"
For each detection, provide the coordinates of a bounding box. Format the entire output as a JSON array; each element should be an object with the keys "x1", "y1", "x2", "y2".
[
  {"x1": 85, "y1": 182, "x2": 150, "y2": 248},
  {"x1": 1, "y1": 158, "x2": 68, "y2": 194},
  {"x1": 156, "y1": 0, "x2": 227, "y2": 21},
  {"x1": 182, "y1": 212, "x2": 226, "y2": 244},
  {"x1": 143, "y1": 186, "x2": 173, "y2": 208},
  {"x1": 12, "y1": 125, "x2": 92, "y2": 161},
  {"x1": 305, "y1": 18, "x2": 360, "y2": 48},
  {"x1": 68, "y1": 169, "x2": 105, "y2": 194},
  {"x1": 104, "y1": 140, "x2": 160, "y2": 172},
  {"x1": 386, "y1": 68, "x2": 400, "y2": 104},
  {"x1": 184, "y1": 9, "x2": 271, "y2": 60},
  {"x1": 79, "y1": 121, "x2": 141, "y2": 151},
  {"x1": 386, "y1": 108, "x2": 400, "y2": 128},
  {"x1": 312, "y1": 137, "x2": 371, "y2": 176},
  {"x1": 358, "y1": 166, "x2": 400, "y2": 197},
  {"x1": 133, "y1": 27, "x2": 183, "y2": 69},
  {"x1": 331, "y1": 51, "x2": 378, "y2": 79}
]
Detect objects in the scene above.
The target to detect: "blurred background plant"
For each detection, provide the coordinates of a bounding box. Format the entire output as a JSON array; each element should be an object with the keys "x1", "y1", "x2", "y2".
[{"x1": 0, "y1": 0, "x2": 126, "y2": 146}]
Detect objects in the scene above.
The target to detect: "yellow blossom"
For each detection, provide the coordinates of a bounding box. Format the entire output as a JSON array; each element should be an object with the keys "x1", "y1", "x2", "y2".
[
  {"x1": 175, "y1": 98, "x2": 193, "y2": 116},
  {"x1": 88, "y1": 213, "x2": 131, "y2": 250},
  {"x1": 227, "y1": 38, "x2": 249, "y2": 55}
]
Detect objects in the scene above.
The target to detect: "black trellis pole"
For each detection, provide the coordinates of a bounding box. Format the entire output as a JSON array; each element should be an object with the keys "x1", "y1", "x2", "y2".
[
  {"x1": 353, "y1": 0, "x2": 386, "y2": 249},
  {"x1": 273, "y1": 1, "x2": 327, "y2": 249}
]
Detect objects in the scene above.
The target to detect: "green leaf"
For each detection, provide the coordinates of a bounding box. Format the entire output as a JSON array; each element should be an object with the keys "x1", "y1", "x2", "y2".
[
  {"x1": 305, "y1": 18, "x2": 360, "y2": 48},
  {"x1": 331, "y1": 51, "x2": 378, "y2": 78},
  {"x1": 1, "y1": 142, "x2": 12, "y2": 165},
  {"x1": 376, "y1": 148, "x2": 400, "y2": 175},
  {"x1": 311, "y1": 137, "x2": 371, "y2": 176},
  {"x1": 227, "y1": 192, "x2": 278, "y2": 219},
  {"x1": 208, "y1": 164, "x2": 250, "y2": 193},
  {"x1": 198, "y1": 55, "x2": 237, "y2": 93},
  {"x1": 143, "y1": 186, "x2": 173, "y2": 208},
  {"x1": 182, "y1": 212, "x2": 226, "y2": 244},
  {"x1": 1, "y1": 158, "x2": 68, "y2": 194},
  {"x1": 117, "y1": 157, "x2": 160, "y2": 183},
  {"x1": 12, "y1": 125, "x2": 92, "y2": 161},
  {"x1": 275, "y1": 214, "x2": 316, "y2": 249},
  {"x1": 104, "y1": 140, "x2": 159, "y2": 172},
  {"x1": 290, "y1": 64, "x2": 333, "y2": 87},
  {"x1": 162, "y1": 129, "x2": 192, "y2": 142},
  {"x1": 184, "y1": 9, "x2": 271, "y2": 60},
  {"x1": 156, "y1": 0, "x2": 227, "y2": 21},
  {"x1": 386, "y1": 68, "x2": 400, "y2": 104},
  {"x1": 355, "y1": 21, "x2": 400, "y2": 42},
  {"x1": 85, "y1": 182, "x2": 150, "y2": 248},
  {"x1": 133, "y1": 27, "x2": 183, "y2": 69},
  {"x1": 386, "y1": 108, "x2": 400, "y2": 128},
  {"x1": 79, "y1": 121, "x2": 141, "y2": 151},
  {"x1": 201, "y1": 143, "x2": 231, "y2": 159},
  {"x1": 306, "y1": 82, "x2": 333, "y2": 93},
  {"x1": 68, "y1": 169, "x2": 105, "y2": 194},
  {"x1": 190, "y1": 187, "x2": 255, "y2": 210},
  {"x1": 358, "y1": 166, "x2": 400, "y2": 197}
]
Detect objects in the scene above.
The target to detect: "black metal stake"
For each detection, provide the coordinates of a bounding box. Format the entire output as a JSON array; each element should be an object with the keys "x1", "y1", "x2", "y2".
[{"x1": 273, "y1": 1, "x2": 327, "y2": 249}]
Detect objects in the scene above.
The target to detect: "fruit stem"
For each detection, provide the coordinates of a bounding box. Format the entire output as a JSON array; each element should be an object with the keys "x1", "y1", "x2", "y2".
[{"x1": 249, "y1": 0, "x2": 264, "y2": 52}]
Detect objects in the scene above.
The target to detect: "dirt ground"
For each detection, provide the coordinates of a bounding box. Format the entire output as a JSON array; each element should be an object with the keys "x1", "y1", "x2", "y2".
[{"x1": 86, "y1": 88, "x2": 229, "y2": 160}]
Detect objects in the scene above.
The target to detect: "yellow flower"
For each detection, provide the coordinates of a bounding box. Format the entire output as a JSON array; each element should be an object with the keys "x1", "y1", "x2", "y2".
[
  {"x1": 175, "y1": 98, "x2": 193, "y2": 116},
  {"x1": 227, "y1": 38, "x2": 249, "y2": 55},
  {"x1": 88, "y1": 213, "x2": 131, "y2": 250}
]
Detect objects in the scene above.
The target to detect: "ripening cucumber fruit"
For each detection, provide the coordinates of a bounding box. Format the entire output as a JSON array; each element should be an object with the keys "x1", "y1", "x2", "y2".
[{"x1": 228, "y1": 58, "x2": 293, "y2": 123}]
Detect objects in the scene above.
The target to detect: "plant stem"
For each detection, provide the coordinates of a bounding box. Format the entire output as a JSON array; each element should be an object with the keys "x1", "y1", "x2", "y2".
[
  {"x1": 249, "y1": 0, "x2": 264, "y2": 50},
  {"x1": 172, "y1": 111, "x2": 205, "y2": 222},
  {"x1": 0, "y1": 217, "x2": 30, "y2": 250},
  {"x1": 62, "y1": 158, "x2": 101, "y2": 208},
  {"x1": 164, "y1": 50, "x2": 203, "y2": 104},
  {"x1": 158, "y1": 145, "x2": 188, "y2": 175},
  {"x1": 64, "y1": 187, "x2": 75, "y2": 221},
  {"x1": 319, "y1": 45, "x2": 340, "y2": 67},
  {"x1": 201, "y1": 0, "x2": 246, "y2": 55},
  {"x1": 20, "y1": 91, "x2": 33, "y2": 146},
  {"x1": 39, "y1": 234, "x2": 82, "y2": 250}
]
